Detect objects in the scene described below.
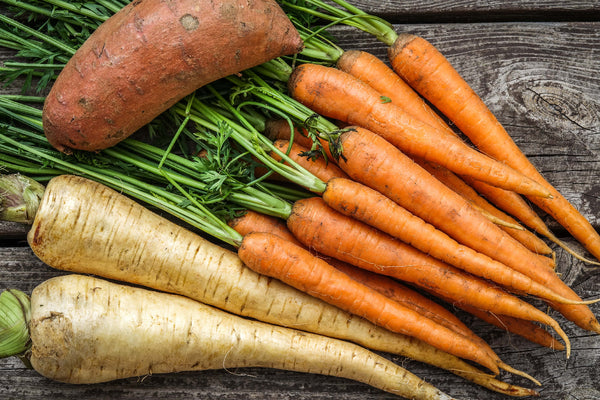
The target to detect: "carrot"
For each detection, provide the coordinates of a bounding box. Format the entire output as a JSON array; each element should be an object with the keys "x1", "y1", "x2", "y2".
[
  {"x1": 272, "y1": 139, "x2": 349, "y2": 182},
  {"x1": 266, "y1": 107, "x2": 550, "y2": 265},
  {"x1": 463, "y1": 176, "x2": 600, "y2": 266},
  {"x1": 26, "y1": 175, "x2": 536, "y2": 396},
  {"x1": 268, "y1": 122, "x2": 516, "y2": 231},
  {"x1": 270, "y1": 137, "x2": 560, "y2": 300},
  {"x1": 287, "y1": 63, "x2": 551, "y2": 198},
  {"x1": 239, "y1": 231, "x2": 501, "y2": 374},
  {"x1": 321, "y1": 176, "x2": 571, "y2": 307},
  {"x1": 416, "y1": 159, "x2": 554, "y2": 258},
  {"x1": 264, "y1": 125, "x2": 595, "y2": 328},
  {"x1": 336, "y1": 49, "x2": 596, "y2": 266},
  {"x1": 223, "y1": 206, "x2": 539, "y2": 396},
  {"x1": 388, "y1": 32, "x2": 600, "y2": 264},
  {"x1": 419, "y1": 287, "x2": 564, "y2": 351},
  {"x1": 229, "y1": 209, "x2": 303, "y2": 246},
  {"x1": 230, "y1": 207, "x2": 482, "y2": 347},
  {"x1": 265, "y1": 119, "x2": 337, "y2": 161},
  {"x1": 2, "y1": 274, "x2": 459, "y2": 399},
  {"x1": 330, "y1": 126, "x2": 600, "y2": 333},
  {"x1": 287, "y1": 196, "x2": 571, "y2": 356},
  {"x1": 331, "y1": 262, "x2": 479, "y2": 340},
  {"x1": 265, "y1": 119, "x2": 315, "y2": 149},
  {"x1": 336, "y1": 51, "x2": 548, "y2": 248},
  {"x1": 328, "y1": 260, "x2": 542, "y2": 385},
  {"x1": 335, "y1": 49, "x2": 589, "y2": 265},
  {"x1": 336, "y1": 49, "x2": 453, "y2": 137},
  {"x1": 267, "y1": 137, "x2": 564, "y2": 303},
  {"x1": 42, "y1": 0, "x2": 303, "y2": 152},
  {"x1": 456, "y1": 303, "x2": 565, "y2": 352}
]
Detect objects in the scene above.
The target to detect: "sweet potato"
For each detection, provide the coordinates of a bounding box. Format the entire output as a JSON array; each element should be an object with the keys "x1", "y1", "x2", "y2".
[{"x1": 42, "y1": 0, "x2": 303, "y2": 152}]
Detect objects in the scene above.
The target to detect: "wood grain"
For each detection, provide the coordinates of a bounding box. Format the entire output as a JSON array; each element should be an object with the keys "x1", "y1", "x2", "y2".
[{"x1": 346, "y1": 1, "x2": 600, "y2": 22}]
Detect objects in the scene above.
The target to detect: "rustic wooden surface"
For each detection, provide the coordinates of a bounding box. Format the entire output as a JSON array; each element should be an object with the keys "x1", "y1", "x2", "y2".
[{"x1": 1, "y1": 1, "x2": 600, "y2": 399}]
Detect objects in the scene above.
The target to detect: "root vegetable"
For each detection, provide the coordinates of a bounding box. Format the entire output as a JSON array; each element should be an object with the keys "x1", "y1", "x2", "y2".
[
  {"x1": 24, "y1": 175, "x2": 534, "y2": 396},
  {"x1": 388, "y1": 32, "x2": 600, "y2": 264},
  {"x1": 6, "y1": 274, "x2": 452, "y2": 400},
  {"x1": 287, "y1": 63, "x2": 550, "y2": 198},
  {"x1": 42, "y1": 0, "x2": 303, "y2": 152},
  {"x1": 238, "y1": 231, "x2": 501, "y2": 374},
  {"x1": 286, "y1": 196, "x2": 571, "y2": 356}
]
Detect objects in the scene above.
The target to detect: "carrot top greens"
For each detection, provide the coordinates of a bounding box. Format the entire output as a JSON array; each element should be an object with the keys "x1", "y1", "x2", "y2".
[
  {"x1": 278, "y1": 0, "x2": 398, "y2": 46},
  {"x1": 0, "y1": 95, "x2": 306, "y2": 246}
]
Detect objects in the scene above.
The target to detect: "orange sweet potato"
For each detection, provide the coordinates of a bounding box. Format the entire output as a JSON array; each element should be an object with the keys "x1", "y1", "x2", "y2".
[{"x1": 42, "y1": 0, "x2": 303, "y2": 152}]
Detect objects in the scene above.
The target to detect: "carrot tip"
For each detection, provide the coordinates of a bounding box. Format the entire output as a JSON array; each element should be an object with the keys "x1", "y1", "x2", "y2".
[
  {"x1": 553, "y1": 323, "x2": 571, "y2": 359},
  {"x1": 498, "y1": 362, "x2": 541, "y2": 386},
  {"x1": 549, "y1": 294, "x2": 600, "y2": 306},
  {"x1": 551, "y1": 237, "x2": 600, "y2": 266},
  {"x1": 580, "y1": 297, "x2": 600, "y2": 305}
]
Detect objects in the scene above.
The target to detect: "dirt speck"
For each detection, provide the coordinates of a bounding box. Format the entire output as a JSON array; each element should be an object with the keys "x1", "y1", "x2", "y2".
[{"x1": 180, "y1": 14, "x2": 199, "y2": 31}]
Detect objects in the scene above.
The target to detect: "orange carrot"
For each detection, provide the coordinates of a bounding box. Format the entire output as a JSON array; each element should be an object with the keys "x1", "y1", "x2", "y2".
[
  {"x1": 336, "y1": 49, "x2": 453, "y2": 137},
  {"x1": 321, "y1": 176, "x2": 585, "y2": 307},
  {"x1": 336, "y1": 49, "x2": 594, "y2": 265},
  {"x1": 228, "y1": 209, "x2": 518, "y2": 377},
  {"x1": 331, "y1": 125, "x2": 599, "y2": 333},
  {"x1": 238, "y1": 231, "x2": 501, "y2": 374},
  {"x1": 265, "y1": 119, "x2": 337, "y2": 162},
  {"x1": 416, "y1": 159, "x2": 554, "y2": 258},
  {"x1": 272, "y1": 139, "x2": 349, "y2": 183},
  {"x1": 231, "y1": 208, "x2": 486, "y2": 348},
  {"x1": 265, "y1": 119, "x2": 315, "y2": 149},
  {"x1": 228, "y1": 209, "x2": 303, "y2": 246},
  {"x1": 424, "y1": 288, "x2": 564, "y2": 351},
  {"x1": 287, "y1": 63, "x2": 551, "y2": 198},
  {"x1": 328, "y1": 260, "x2": 541, "y2": 383},
  {"x1": 388, "y1": 32, "x2": 600, "y2": 263},
  {"x1": 272, "y1": 137, "x2": 558, "y2": 282},
  {"x1": 286, "y1": 196, "x2": 571, "y2": 356},
  {"x1": 458, "y1": 303, "x2": 565, "y2": 351},
  {"x1": 337, "y1": 49, "x2": 597, "y2": 267},
  {"x1": 228, "y1": 206, "x2": 540, "y2": 382},
  {"x1": 332, "y1": 262, "x2": 477, "y2": 339},
  {"x1": 230, "y1": 206, "x2": 526, "y2": 361},
  {"x1": 463, "y1": 176, "x2": 599, "y2": 266},
  {"x1": 270, "y1": 122, "x2": 542, "y2": 257}
]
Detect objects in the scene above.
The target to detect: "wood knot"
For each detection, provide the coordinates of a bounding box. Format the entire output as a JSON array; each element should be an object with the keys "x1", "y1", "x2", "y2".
[{"x1": 520, "y1": 84, "x2": 599, "y2": 130}]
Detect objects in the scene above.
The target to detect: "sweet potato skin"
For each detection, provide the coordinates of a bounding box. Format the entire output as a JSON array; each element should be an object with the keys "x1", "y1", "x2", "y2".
[{"x1": 42, "y1": 0, "x2": 303, "y2": 152}]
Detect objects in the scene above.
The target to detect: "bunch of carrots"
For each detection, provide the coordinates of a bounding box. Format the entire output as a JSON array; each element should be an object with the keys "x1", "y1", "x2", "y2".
[{"x1": 0, "y1": 0, "x2": 599, "y2": 398}]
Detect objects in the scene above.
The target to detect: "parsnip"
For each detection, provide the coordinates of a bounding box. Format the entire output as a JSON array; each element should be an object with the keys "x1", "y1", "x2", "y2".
[
  {"x1": 23, "y1": 175, "x2": 535, "y2": 396},
  {"x1": 15, "y1": 274, "x2": 450, "y2": 400}
]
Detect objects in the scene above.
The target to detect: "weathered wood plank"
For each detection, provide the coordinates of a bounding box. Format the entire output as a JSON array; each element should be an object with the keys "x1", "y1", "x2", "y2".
[
  {"x1": 0, "y1": 221, "x2": 29, "y2": 241},
  {"x1": 346, "y1": 1, "x2": 600, "y2": 22}
]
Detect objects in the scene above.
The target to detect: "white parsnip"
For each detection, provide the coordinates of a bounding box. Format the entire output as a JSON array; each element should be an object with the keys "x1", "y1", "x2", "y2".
[
  {"x1": 26, "y1": 274, "x2": 450, "y2": 400},
  {"x1": 24, "y1": 175, "x2": 535, "y2": 396}
]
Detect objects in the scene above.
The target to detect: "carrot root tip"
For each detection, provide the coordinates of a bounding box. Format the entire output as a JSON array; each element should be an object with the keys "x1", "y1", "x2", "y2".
[{"x1": 498, "y1": 362, "x2": 541, "y2": 387}]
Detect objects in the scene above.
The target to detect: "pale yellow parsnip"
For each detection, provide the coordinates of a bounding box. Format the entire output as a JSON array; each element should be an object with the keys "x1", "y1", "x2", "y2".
[
  {"x1": 30, "y1": 274, "x2": 451, "y2": 400},
  {"x1": 26, "y1": 175, "x2": 534, "y2": 396}
]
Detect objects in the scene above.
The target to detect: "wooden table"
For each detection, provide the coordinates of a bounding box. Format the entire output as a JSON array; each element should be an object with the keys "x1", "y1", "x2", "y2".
[{"x1": 1, "y1": 1, "x2": 599, "y2": 399}]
